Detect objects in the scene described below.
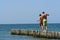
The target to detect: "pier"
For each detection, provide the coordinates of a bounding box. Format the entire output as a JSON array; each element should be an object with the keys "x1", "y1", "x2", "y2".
[{"x1": 11, "y1": 29, "x2": 60, "y2": 39}]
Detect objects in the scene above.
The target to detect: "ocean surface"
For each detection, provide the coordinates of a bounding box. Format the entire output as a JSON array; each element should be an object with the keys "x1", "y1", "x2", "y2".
[{"x1": 0, "y1": 23, "x2": 60, "y2": 40}]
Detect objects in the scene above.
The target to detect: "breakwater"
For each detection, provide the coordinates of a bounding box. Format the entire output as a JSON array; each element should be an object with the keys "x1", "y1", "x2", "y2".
[{"x1": 11, "y1": 29, "x2": 60, "y2": 39}]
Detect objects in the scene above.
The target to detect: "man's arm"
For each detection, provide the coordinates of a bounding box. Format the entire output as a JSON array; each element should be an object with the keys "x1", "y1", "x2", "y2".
[{"x1": 47, "y1": 14, "x2": 49, "y2": 16}]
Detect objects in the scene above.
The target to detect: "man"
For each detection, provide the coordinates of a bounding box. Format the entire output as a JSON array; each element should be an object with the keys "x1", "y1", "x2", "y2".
[{"x1": 41, "y1": 12, "x2": 49, "y2": 32}]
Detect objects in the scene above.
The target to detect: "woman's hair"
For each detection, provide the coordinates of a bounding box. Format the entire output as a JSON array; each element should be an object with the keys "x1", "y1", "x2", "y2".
[{"x1": 39, "y1": 14, "x2": 41, "y2": 16}]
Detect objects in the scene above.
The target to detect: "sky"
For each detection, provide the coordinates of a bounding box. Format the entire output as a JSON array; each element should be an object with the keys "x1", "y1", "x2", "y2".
[{"x1": 0, "y1": 0, "x2": 60, "y2": 24}]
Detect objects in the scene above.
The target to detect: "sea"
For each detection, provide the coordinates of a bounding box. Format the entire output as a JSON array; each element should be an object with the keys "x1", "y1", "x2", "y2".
[{"x1": 0, "y1": 23, "x2": 60, "y2": 40}]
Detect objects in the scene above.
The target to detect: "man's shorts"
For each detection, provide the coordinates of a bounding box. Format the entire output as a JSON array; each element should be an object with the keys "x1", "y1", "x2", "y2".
[{"x1": 43, "y1": 19, "x2": 47, "y2": 26}]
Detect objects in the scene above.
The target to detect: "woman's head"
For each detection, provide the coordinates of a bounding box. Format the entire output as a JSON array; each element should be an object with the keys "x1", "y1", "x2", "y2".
[{"x1": 39, "y1": 14, "x2": 41, "y2": 16}]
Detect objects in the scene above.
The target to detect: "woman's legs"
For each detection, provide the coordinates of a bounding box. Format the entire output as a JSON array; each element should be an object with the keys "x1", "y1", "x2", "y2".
[{"x1": 40, "y1": 23, "x2": 43, "y2": 31}]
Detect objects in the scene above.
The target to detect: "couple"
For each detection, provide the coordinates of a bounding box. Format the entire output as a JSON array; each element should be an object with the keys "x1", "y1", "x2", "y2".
[{"x1": 39, "y1": 12, "x2": 49, "y2": 32}]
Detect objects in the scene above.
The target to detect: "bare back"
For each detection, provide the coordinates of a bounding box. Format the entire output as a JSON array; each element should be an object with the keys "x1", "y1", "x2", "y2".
[{"x1": 41, "y1": 14, "x2": 47, "y2": 19}]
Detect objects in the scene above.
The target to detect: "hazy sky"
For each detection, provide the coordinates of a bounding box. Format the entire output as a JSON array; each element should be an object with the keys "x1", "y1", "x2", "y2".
[{"x1": 0, "y1": 0, "x2": 60, "y2": 24}]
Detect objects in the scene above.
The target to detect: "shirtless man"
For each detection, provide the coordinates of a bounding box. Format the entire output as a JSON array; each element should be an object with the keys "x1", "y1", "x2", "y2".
[{"x1": 41, "y1": 12, "x2": 49, "y2": 32}]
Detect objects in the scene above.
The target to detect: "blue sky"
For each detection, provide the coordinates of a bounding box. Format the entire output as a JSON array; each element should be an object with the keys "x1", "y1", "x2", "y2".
[{"x1": 0, "y1": 0, "x2": 60, "y2": 24}]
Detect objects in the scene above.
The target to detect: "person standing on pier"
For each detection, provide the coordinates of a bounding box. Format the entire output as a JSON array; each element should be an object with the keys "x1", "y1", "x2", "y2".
[
  {"x1": 39, "y1": 14, "x2": 43, "y2": 31},
  {"x1": 41, "y1": 12, "x2": 49, "y2": 32}
]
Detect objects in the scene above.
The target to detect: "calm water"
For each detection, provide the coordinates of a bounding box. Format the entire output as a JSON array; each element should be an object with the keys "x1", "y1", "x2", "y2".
[{"x1": 0, "y1": 23, "x2": 60, "y2": 40}]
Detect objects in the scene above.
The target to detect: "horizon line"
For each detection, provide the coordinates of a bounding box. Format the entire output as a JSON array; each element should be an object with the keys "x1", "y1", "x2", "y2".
[{"x1": 0, "y1": 23, "x2": 60, "y2": 24}]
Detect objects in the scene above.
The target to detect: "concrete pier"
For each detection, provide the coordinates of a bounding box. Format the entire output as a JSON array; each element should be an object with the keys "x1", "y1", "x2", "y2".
[{"x1": 11, "y1": 29, "x2": 60, "y2": 39}]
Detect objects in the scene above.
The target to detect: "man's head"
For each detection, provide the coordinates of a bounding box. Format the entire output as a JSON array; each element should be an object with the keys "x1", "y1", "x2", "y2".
[{"x1": 42, "y1": 11, "x2": 45, "y2": 14}]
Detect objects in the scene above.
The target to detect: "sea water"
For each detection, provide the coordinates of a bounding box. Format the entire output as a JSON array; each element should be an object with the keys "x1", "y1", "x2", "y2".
[{"x1": 0, "y1": 23, "x2": 60, "y2": 40}]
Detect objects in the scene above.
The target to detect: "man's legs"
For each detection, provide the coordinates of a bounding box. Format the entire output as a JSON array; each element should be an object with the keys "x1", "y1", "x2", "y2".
[
  {"x1": 43, "y1": 19, "x2": 47, "y2": 32},
  {"x1": 44, "y1": 26, "x2": 47, "y2": 31},
  {"x1": 43, "y1": 26, "x2": 47, "y2": 32}
]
